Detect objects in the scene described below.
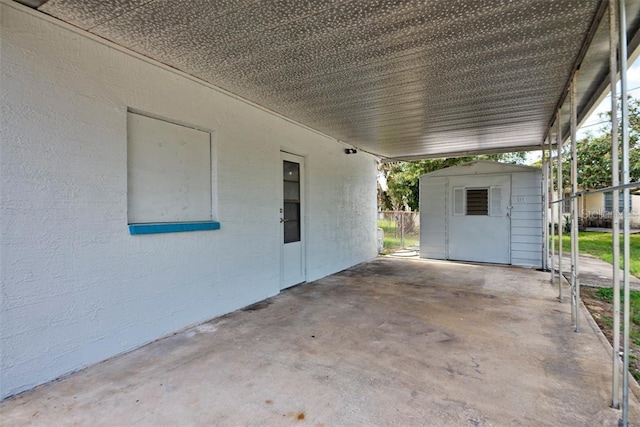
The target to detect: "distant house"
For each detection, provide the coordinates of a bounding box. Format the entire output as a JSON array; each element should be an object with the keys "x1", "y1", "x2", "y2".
[
  {"x1": 582, "y1": 191, "x2": 639, "y2": 229},
  {"x1": 550, "y1": 190, "x2": 639, "y2": 229}
]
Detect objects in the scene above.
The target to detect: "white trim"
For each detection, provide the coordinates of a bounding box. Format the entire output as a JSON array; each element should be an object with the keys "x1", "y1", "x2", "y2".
[
  {"x1": 421, "y1": 160, "x2": 540, "y2": 178},
  {"x1": 280, "y1": 151, "x2": 307, "y2": 290},
  {"x1": 489, "y1": 186, "x2": 503, "y2": 217},
  {"x1": 453, "y1": 187, "x2": 465, "y2": 216}
]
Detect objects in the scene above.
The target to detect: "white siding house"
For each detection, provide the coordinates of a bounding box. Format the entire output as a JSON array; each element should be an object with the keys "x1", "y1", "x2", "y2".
[
  {"x1": 0, "y1": 5, "x2": 377, "y2": 399},
  {"x1": 419, "y1": 161, "x2": 543, "y2": 268},
  {"x1": 582, "y1": 192, "x2": 640, "y2": 229}
]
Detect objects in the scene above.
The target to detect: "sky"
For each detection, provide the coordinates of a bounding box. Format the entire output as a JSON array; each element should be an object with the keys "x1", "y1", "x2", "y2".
[
  {"x1": 526, "y1": 57, "x2": 640, "y2": 163},
  {"x1": 577, "y1": 56, "x2": 640, "y2": 139}
]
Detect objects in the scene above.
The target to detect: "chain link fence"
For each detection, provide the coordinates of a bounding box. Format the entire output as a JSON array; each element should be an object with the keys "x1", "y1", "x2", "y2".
[{"x1": 377, "y1": 211, "x2": 420, "y2": 252}]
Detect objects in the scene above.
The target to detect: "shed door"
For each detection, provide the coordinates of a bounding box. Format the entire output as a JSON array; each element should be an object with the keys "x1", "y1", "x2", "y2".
[{"x1": 448, "y1": 175, "x2": 511, "y2": 264}]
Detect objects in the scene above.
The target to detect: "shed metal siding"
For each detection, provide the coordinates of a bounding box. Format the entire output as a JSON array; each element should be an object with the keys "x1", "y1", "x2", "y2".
[
  {"x1": 419, "y1": 162, "x2": 542, "y2": 268},
  {"x1": 510, "y1": 171, "x2": 543, "y2": 268},
  {"x1": 419, "y1": 176, "x2": 447, "y2": 260}
]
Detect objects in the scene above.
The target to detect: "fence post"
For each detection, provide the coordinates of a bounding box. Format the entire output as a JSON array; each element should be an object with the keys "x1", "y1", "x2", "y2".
[{"x1": 400, "y1": 212, "x2": 405, "y2": 247}]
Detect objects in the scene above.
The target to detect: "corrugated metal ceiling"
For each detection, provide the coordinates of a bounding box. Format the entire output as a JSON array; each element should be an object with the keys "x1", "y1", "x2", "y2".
[{"x1": 28, "y1": 0, "x2": 640, "y2": 159}]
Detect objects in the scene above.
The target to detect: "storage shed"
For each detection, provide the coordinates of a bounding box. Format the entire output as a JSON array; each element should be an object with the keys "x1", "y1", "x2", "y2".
[{"x1": 419, "y1": 161, "x2": 543, "y2": 268}]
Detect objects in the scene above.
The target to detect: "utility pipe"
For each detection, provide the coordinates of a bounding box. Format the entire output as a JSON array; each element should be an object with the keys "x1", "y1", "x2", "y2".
[
  {"x1": 556, "y1": 109, "x2": 564, "y2": 303},
  {"x1": 549, "y1": 132, "x2": 555, "y2": 285},
  {"x1": 609, "y1": 0, "x2": 621, "y2": 410},
  {"x1": 619, "y1": 0, "x2": 630, "y2": 423},
  {"x1": 542, "y1": 142, "x2": 549, "y2": 271},
  {"x1": 570, "y1": 71, "x2": 580, "y2": 332}
]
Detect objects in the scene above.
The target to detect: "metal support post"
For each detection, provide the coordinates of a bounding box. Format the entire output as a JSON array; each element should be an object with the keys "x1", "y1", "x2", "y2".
[
  {"x1": 619, "y1": 0, "x2": 631, "y2": 423},
  {"x1": 609, "y1": 0, "x2": 621, "y2": 410},
  {"x1": 549, "y1": 132, "x2": 555, "y2": 285},
  {"x1": 570, "y1": 72, "x2": 580, "y2": 332},
  {"x1": 556, "y1": 110, "x2": 564, "y2": 302},
  {"x1": 400, "y1": 212, "x2": 405, "y2": 248},
  {"x1": 542, "y1": 143, "x2": 549, "y2": 271}
]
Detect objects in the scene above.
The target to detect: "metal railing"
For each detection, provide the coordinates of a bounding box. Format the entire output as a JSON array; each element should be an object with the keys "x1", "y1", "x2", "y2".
[{"x1": 543, "y1": 2, "x2": 635, "y2": 422}]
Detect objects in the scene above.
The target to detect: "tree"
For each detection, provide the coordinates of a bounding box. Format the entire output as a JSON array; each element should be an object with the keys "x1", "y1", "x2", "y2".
[
  {"x1": 553, "y1": 97, "x2": 640, "y2": 191},
  {"x1": 380, "y1": 152, "x2": 527, "y2": 211}
]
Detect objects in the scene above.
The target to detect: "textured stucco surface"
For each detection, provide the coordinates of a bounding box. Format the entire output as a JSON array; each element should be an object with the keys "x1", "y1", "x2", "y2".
[{"x1": 0, "y1": 3, "x2": 377, "y2": 399}]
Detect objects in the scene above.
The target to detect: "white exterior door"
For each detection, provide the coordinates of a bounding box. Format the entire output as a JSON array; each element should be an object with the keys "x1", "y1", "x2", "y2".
[
  {"x1": 448, "y1": 174, "x2": 511, "y2": 264},
  {"x1": 280, "y1": 152, "x2": 305, "y2": 289}
]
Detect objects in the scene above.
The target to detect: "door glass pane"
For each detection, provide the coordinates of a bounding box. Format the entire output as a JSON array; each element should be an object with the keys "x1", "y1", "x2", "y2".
[
  {"x1": 283, "y1": 161, "x2": 299, "y2": 181},
  {"x1": 284, "y1": 181, "x2": 299, "y2": 201},
  {"x1": 283, "y1": 160, "x2": 301, "y2": 244},
  {"x1": 284, "y1": 202, "x2": 299, "y2": 221},
  {"x1": 284, "y1": 221, "x2": 300, "y2": 243}
]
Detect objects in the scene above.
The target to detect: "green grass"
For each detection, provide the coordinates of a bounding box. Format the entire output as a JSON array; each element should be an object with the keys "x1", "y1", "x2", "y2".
[
  {"x1": 594, "y1": 287, "x2": 640, "y2": 307},
  {"x1": 552, "y1": 232, "x2": 640, "y2": 277},
  {"x1": 594, "y1": 289, "x2": 640, "y2": 329},
  {"x1": 590, "y1": 287, "x2": 640, "y2": 378},
  {"x1": 378, "y1": 219, "x2": 419, "y2": 252}
]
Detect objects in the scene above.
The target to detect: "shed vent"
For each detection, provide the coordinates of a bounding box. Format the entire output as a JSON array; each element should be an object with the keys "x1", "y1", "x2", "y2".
[{"x1": 466, "y1": 189, "x2": 489, "y2": 216}]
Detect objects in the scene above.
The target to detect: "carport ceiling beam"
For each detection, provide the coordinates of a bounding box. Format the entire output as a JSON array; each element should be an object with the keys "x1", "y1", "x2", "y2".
[{"x1": 547, "y1": 0, "x2": 608, "y2": 142}]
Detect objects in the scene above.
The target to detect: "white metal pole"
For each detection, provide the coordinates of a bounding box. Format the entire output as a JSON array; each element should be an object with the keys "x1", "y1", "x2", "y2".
[
  {"x1": 542, "y1": 144, "x2": 549, "y2": 271},
  {"x1": 557, "y1": 110, "x2": 564, "y2": 302},
  {"x1": 609, "y1": 0, "x2": 621, "y2": 410},
  {"x1": 619, "y1": 0, "x2": 631, "y2": 423},
  {"x1": 570, "y1": 72, "x2": 580, "y2": 332},
  {"x1": 401, "y1": 211, "x2": 405, "y2": 248},
  {"x1": 549, "y1": 133, "x2": 555, "y2": 285}
]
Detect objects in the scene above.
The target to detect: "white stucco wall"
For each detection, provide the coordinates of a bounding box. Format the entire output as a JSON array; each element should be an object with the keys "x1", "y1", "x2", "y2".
[{"x1": 0, "y1": 3, "x2": 377, "y2": 399}]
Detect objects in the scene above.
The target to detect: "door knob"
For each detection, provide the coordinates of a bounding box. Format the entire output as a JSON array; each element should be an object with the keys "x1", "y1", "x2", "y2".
[{"x1": 280, "y1": 218, "x2": 289, "y2": 223}]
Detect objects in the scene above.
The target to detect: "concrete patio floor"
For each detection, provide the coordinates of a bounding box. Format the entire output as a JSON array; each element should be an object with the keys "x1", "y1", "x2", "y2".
[{"x1": 1, "y1": 257, "x2": 638, "y2": 426}]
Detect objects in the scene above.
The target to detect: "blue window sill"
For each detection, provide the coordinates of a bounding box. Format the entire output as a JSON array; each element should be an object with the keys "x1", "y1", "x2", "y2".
[{"x1": 129, "y1": 221, "x2": 221, "y2": 235}]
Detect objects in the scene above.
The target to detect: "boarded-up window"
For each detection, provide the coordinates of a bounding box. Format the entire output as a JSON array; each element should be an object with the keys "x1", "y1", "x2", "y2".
[
  {"x1": 466, "y1": 189, "x2": 488, "y2": 215},
  {"x1": 127, "y1": 112, "x2": 213, "y2": 224}
]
